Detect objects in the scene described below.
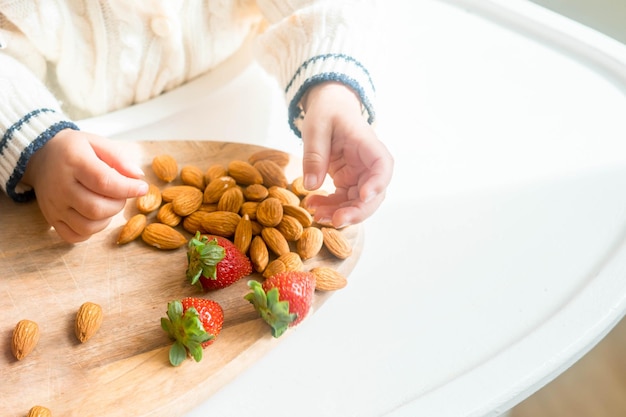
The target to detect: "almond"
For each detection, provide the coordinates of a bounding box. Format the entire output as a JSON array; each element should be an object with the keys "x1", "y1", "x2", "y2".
[
  {"x1": 156, "y1": 203, "x2": 182, "y2": 227},
  {"x1": 251, "y1": 220, "x2": 263, "y2": 236},
  {"x1": 182, "y1": 211, "x2": 210, "y2": 234},
  {"x1": 27, "y1": 406, "x2": 52, "y2": 417},
  {"x1": 217, "y1": 186, "x2": 244, "y2": 213},
  {"x1": 180, "y1": 165, "x2": 205, "y2": 190},
  {"x1": 234, "y1": 214, "x2": 253, "y2": 255},
  {"x1": 277, "y1": 251, "x2": 303, "y2": 271},
  {"x1": 268, "y1": 186, "x2": 301, "y2": 206},
  {"x1": 141, "y1": 223, "x2": 187, "y2": 249},
  {"x1": 290, "y1": 176, "x2": 309, "y2": 197},
  {"x1": 240, "y1": 201, "x2": 259, "y2": 220},
  {"x1": 263, "y1": 258, "x2": 287, "y2": 278},
  {"x1": 248, "y1": 149, "x2": 290, "y2": 167},
  {"x1": 117, "y1": 213, "x2": 147, "y2": 244},
  {"x1": 172, "y1": 186, "x2": 203, "y2": 216},
  {"x1": 253, "y1": 159, "x2": 288, "y2": 188},
  {"x1": 136, "y1": 183, "x2": 162, "y2": 213},
  {"x1": 11, "y1": 319, "x2": 40, "y2": 360},
  {"x1": 204, "y1": 164, "x2": 228, "y2": 184},
  {"x1": 321, "y1": 227, "x2": 352, "y2": 259},
  {"x1": 197, "y1": 203, "x2": 219, "y2": 213},
  {"x1": 152, "y1": 154, "x2": 178, "y2": 182},
  {"x1": 75, "y1": 301, "x2": 103, "y2": 343},
  {"x1": 250, "y1": 235, "x2": 269, "y2": 273},
  {"x1": 201, "y1": 211, "x2": 241, "y2": 237},
  {"x1": 228, "y1": 160, "x2": 263, "y2": 185},
  {"x1": 243, "y1": 183, "x2": 269, "y2": 201},
  {"x1": 310, "y1": 266, "x2": 348, "y2": 291},
  {"x1": 296, "y1": 227, "x2": 324, "y2": 260},
  {"x1": 261, "y1": 227, "x2": 290, "y2": 256},
  {"x1": 203, "y1": 176, "x2": 236, "y2": 203},
  {"x1": 277, "y1": 215, "x2": 303, "y2": 241},
  {"x1": 282, "y1": 204, "x2": 313, "y2": 227},
  {"x1": 256, "y1": 197, "x2": 283, "y2": 227},
  {"x1": 161, "y1": 185, "x2": 200, "y2": 202}
]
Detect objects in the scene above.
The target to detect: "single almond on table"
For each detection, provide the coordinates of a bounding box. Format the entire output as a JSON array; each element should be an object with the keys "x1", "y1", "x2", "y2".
[
  {"x1": 117, "y1": 213, "x2": 147, "y2": 244},
  {"x1": 11, "y1": 319, "x2": 40, "y2": 360},
  {"x1": 27, "y1": 405, "x2": 52, "y2": 417},
  {"x1": 248, "y1": 148, "x2": 290, "y2": 167},
  {"x1": 228, "y1": 160, "x2": 263, "y2": 185},
  {"x1": 310, "y1": 266, "x2": 348, "y2": 291},
  {"x1": 141, "y1": 223, "x2": 187, "y2": 249},
  {"x1": 261, "y1": 227, "x2": 290, "y2": 257},
  {"x1": 156, "y1": 203, "x2": 182, "y2": 227},
  {"x1": 250, "y1": 235, "x2": 269, "y2": 273},
  {"x1": 161, "y1": 185, "x2": 200, "y2": 202},
  {"x1": 296, "y1": 227, "x2": 324, "y2": 260},
  {"x1": 253, "y1": 159, "x2": 288, "y2": 188},
  {"x1": 321, "y1": 227, "x2": 353, "y2": 259},
  {"x1": 277, "y1": 251, "x2": 304, "y2": 272},
  {"x1": 172, "y1": 186, "x2": 203, "y2": 216},
  {"x1": 256, "y1": 197, "x2": 283, "y2": 227},
  {"x1": 263, "y1": 258, "x2": 288, "y2": 278},
  {"x1": 201, "y1": 211, "x2": 241, "y2": 237},
  {"x1": 180, "y1": 165, "x2": 205, "y2": 189},
  {"x1": 75, "y1": 302, "x2": 104, "y2": 343},
  {"x1": 217, "y1": 186, "x2": 244, "y2": 213},
  {"x1": 136, "y1": 183, "x2": 162, "y2": 213},
  {"x1": 152, "y1": 154, "x2": 178, "y2": 182},
  {"x1": 268, "y1": 186, "x2": 300, "y2": 206},
  {"x1": 203, "y1": 176, "x2": 237, "y2": 203},
  {"x1": 277, "y1": 215, "x2": 304, "y2": 241},
  {"x1": 282, "y1": 204, "x2": 313, "y2": 228},
  {"x1": 243, "y1": 183, "x2": 269, "y2": 201},
  {"x1": 234, "y1": 214, "x2": 253, "y2": 255},
  {"x1": 204, "y1": 163, "x2": 228, "y2": 184}
]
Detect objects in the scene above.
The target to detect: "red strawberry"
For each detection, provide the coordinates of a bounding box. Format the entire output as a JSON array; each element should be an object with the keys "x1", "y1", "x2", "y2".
[
  {"x1": 244, "y1": 271, "x2": 316, "y2": 338},
  {"x1": 161, "y1": 297, "x2": 224, "y2": 366},
  {"x1": 186, "y1": 232, "x2": 252, "y2": 290}
]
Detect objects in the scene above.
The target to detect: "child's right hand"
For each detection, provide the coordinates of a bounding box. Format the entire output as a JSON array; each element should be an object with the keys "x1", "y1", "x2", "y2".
[{"x1": 22, "y1": 129, "x2": 148, "y2": 243}]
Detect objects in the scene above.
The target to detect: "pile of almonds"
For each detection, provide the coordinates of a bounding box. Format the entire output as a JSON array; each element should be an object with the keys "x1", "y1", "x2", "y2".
[{"x1": 117, "y1": 149, "x2": 352, "y2": 291}]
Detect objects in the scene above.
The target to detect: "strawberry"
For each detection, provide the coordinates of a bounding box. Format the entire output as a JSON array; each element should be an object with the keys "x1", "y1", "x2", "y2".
[
  {"x1": 161, "y1": 297, "x2": 224, "y2": 366},
  {"x1": 244, "y1": 271, "x2": 316, "y2": 338},
  {"x1": 186, "y1": 231, "x2": 252, "y2": 290}
]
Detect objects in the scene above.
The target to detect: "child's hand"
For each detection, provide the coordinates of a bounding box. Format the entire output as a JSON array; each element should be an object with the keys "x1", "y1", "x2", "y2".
[
  {"x1": 22, "y1": 129, "x2": 148, "y2": 243},
  {"x1": 299, "y1": 82, "x2": 394, "y2": 228}
]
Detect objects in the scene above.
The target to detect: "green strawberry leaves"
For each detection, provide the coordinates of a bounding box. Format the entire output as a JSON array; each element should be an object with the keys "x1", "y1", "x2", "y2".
[
  {"x1": 186, "y1": 232, "x2": 225, "y2": 285},
  {"x1": 161, "y1": 300, "x2": 214, "y2": 366},
  {"x1": 244, "y1": 280, "x2": 297, "y2": 338}
]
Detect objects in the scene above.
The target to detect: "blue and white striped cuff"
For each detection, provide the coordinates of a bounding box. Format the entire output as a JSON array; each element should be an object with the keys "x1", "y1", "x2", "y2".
[
  {"x1": 286, "y1": 53, "x2": 376, "y2": 138},
  {"x1": 1, "y1": 108, "x2": 79, "y2": 201}
]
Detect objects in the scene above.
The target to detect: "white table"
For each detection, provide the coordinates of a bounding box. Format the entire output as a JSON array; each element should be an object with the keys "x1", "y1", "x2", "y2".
[{"x1": 79, "y1": 1, "x2": 626, "y2": 415}]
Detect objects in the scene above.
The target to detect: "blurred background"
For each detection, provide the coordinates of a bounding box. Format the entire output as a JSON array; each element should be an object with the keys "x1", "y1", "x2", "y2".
[{"x1": 512, "y1": 1, "x2": 626, "y2": 416}]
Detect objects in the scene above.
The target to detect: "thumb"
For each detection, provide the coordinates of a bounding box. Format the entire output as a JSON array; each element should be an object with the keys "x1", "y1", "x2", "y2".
[{"x1": 301, "y1": 118, "x2": 332, "y2": 191}]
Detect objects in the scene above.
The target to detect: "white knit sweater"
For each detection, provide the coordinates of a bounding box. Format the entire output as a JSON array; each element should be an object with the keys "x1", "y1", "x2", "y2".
[{"x1": 0, "y1": 0, "x2": 377, "y2": 201}]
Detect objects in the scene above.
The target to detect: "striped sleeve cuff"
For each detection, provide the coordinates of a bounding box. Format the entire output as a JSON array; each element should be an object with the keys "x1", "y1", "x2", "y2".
[
  {"x1": 0, "y1": 108, "x2": 79, "y2": 201},
  {"x1": 286, "y1": 53, "x2": 375, "y2": 138}
]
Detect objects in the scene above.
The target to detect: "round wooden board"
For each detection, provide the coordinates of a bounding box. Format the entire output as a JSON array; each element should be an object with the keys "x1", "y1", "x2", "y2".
[{"x1": 0, "y1": 140, "x2": 364, "y2": 417}]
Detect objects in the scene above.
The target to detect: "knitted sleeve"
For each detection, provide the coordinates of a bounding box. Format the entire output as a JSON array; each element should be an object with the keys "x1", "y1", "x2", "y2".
[
  {"x1": 0, "y1": 52, "x2": 78, "y2": 202},
  {"x1": 254, "y1": 0, "x2": 378, "y2": 137}
]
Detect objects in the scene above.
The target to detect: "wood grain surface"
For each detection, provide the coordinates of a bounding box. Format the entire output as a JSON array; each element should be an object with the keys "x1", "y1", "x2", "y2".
[{"x1": 0, "y1": 140, "x2": 364, "y2": 417}]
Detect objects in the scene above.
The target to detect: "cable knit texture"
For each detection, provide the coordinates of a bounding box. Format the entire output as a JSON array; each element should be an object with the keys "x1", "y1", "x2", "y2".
[{"x1": 0, "y1": 0, "x2": 377, "y2": 201}]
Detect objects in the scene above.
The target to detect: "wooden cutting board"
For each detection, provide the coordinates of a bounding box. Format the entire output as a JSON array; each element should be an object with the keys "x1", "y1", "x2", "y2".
[{"x1": 0, "y1": 140, "x2": 363, "y2": 417}]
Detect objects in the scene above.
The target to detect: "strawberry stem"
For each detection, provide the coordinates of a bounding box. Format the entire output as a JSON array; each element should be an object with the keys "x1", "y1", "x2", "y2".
[
  {"x1": 186, "y1": 232, "x2": 225, "y2": 286},
  {"x1": 244, "y1": 280, "x2": 297, "y2": 338},
  {"x1": 161, "y1": 300, "x2": 213, "y2": 366}
]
